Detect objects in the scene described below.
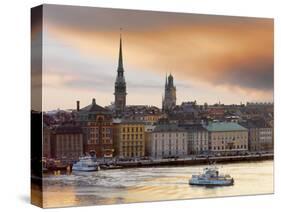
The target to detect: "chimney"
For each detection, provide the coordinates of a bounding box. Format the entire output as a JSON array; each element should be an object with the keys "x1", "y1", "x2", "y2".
[
  {"x1": 92, "y1": 98, "x2": 96, "y2": 105},
  {"x1": 76, "y1": 100, "x2": 80, "y2": 111}
]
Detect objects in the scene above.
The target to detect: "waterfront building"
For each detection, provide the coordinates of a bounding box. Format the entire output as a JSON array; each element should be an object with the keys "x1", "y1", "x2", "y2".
[
  {"x1": 148, "y1": 122, "x2": 188, "y2": 158},
  {"x1": 204, "y1": 122, "x2": 248, "y2": 154},
  {"x1": 144, "y1": 124, "x2": 156, "y2": 157},
  {"x1": 51, "y1": 125, "x2": 83, "y2": 161},
  {"x1": 114, "y1": 121, "x2": 145, "y2": 158},
  {"x1": 180, "y1": 124, "x2": 209, "y2": 155},
  {"x1": 114, "y1": 34, "x2": 127, "y2": 116},
  {"x1": 240, "y1": 119, "x2": 273, "y2": 152},
  {"x1": 162, "y1": 74, "x2": 176, "y2": 112},
  {"x1": 76, "y1": 98, "x2": 114, "y2": 158},
  {"x1": 259, "y1": 127, "x2": 274, "y2": 152},
  {"x1": 251, "y1": 127, "x2": 273, "y2": 152},
  {"x1": 43, "y1": 125, "x2": 52, "y2": 158}
]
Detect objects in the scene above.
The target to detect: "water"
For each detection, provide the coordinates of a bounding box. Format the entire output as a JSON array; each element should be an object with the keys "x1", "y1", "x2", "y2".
[{"x1": 42, "y1": 160, "x2": 273, "y2": 208}]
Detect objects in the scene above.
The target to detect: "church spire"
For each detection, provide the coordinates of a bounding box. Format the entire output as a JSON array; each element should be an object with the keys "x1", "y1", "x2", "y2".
[
  {"x1": 114, "y1": 29, "x2": 127, "y2": 116},
  {"x1": 117, "y1": 28, "x2": 124, "y2": 76}
]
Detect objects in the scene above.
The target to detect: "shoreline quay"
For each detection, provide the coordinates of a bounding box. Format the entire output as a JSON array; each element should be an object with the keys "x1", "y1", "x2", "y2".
[
  {"x1": 111, "y1": 154, "x2": 273, "y2": 169},
  {"x1": 43, "y1": 154, "x2": 273, "y2": 172}
]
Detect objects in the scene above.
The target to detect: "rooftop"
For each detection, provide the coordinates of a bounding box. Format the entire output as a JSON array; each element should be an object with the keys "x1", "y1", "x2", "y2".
[
  {"x1": 120, "y1": 119, "x2": 145, "y2": 125},
  {"x1": 204, "y1": 122, "x2": 247, "y2": 132},
  {"x1": 179, "y1": 124, "x2": 207, "y2": 131},
  {"x1": 239, "y1": 119, "x2": 270, "y2": 129},
  {"x1": 80, "y1": 98, "x2": 109, "y2": 113},
  {"x1": 54, "y1": 125, "x2": 82, "y2": 134},
  {"x1": 153, "y1": 123, "x2": 186, "y2": 132}
]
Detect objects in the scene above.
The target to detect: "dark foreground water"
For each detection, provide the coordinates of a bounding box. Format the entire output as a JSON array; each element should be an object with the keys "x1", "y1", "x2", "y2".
[{"x1": 42, "y1": 160, "x2": 273, "y2": 208}]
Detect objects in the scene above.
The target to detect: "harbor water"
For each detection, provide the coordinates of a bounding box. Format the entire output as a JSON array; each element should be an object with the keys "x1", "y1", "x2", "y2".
[{"x1": 42, "y1": 160, "x2": 273, "y2": 208}]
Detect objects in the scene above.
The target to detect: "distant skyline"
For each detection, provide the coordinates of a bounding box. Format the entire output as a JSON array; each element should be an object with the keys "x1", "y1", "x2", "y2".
[{"x1": 32, "y1": 5, "x2": 274, "y2": 111}]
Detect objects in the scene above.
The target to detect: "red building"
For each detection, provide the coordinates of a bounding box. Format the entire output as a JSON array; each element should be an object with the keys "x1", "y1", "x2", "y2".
[{"x1": 76, "y1": 99, "x2": 114, "y2": 158}]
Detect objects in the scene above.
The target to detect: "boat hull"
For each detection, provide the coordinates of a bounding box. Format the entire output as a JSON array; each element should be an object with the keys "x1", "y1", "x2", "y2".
[
  {"x1": 72, "y1": 166, "x2": 100, "y2": 172},
  {"x1": 189, "y1": 179, "x2": 234, "y2": 186}
]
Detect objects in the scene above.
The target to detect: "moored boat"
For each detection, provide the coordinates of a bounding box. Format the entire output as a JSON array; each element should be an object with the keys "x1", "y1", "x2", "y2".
[{"x1": 72, "y1": 152, "x2": 100, "y2": 172}]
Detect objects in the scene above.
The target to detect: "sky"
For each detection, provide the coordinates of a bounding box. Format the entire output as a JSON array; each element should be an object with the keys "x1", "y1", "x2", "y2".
[{"x1": 32, "y1": 4, "x2": 274, "y2": 111}]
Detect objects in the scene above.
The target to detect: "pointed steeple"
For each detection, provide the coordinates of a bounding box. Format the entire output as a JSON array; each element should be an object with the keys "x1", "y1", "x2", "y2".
[
  {"x1": 168, "y1": 72, "x2": 174, "y2": 86},
  {"x1": 114, "y1": 29, "x2": 127, "y2": 115},
  {"x1": 117, "y1": 28, "x2": 124, "y2": 77}
]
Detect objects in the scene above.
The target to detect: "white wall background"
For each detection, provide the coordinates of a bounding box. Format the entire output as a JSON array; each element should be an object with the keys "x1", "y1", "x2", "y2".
[{"x1": 0, "y1": 0, "x2": 280, "y2": 211}]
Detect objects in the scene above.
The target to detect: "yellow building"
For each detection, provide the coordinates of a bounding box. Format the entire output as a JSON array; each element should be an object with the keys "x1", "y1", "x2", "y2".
[{"x1": 114, "y1": 121, "x2": 145, "y2": 158}]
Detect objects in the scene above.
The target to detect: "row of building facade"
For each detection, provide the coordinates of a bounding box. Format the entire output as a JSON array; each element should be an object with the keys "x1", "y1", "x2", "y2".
[{"x1": 43, "y1": 99, "x2": 273, "y2": 162}]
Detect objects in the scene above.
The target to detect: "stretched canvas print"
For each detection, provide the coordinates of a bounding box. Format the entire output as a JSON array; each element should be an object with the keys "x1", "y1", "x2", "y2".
[{"x1": 31, "y1": 4, "x2": 274, "y2": 208}]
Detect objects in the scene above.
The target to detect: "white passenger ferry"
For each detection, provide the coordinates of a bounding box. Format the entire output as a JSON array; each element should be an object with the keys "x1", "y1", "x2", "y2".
[
  {"x1": 72, "y1": 153, "x2": 100, "y2": 172},
  {"x1": 189, "y1": 166, "x2": 234, "y2": 186}
]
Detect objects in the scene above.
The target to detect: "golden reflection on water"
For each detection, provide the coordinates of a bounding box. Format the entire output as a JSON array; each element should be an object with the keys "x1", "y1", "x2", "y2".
[
  {"x1": 42, "y1": 160, "x2": 273, "y2": 208},
  {"x1": 43, "y1": 186, "x2": 77, "y2": 208}
]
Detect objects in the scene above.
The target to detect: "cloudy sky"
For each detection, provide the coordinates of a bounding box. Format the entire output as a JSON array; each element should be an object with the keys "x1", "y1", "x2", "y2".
[{"x1": 32, "y1": 4, "x2": 273, "y2": 111}]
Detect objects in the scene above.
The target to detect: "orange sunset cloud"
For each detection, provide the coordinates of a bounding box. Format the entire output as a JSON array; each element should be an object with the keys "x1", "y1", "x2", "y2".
[{"x1": 36, "y1": 4, "x2": 273, "y2": 110}]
